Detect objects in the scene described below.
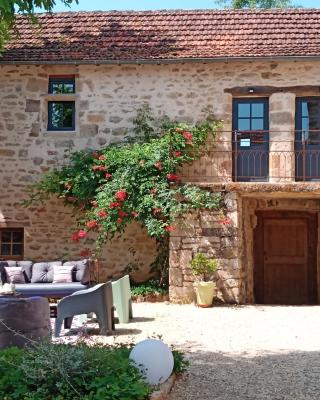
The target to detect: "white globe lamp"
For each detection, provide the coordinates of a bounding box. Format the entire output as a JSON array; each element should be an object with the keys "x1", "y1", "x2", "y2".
[{"x1": 129, "y1": 339, "x2": 174, "y2": 385}]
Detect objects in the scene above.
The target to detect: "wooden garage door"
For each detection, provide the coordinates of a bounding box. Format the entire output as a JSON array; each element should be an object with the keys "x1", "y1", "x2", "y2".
[{"x1": 254, "y1": 211, "x2": 318, "y2": 305}]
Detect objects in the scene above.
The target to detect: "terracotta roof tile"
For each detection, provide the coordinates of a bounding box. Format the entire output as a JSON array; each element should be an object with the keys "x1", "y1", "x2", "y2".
[{"x1": 2, "y1": 9, "x2": 320, "y2": 63}]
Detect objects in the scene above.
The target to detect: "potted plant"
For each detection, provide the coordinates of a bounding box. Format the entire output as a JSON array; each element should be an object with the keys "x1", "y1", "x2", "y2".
[{"x1": 190, "y1": 253, "x2": 218, "y2": 307}]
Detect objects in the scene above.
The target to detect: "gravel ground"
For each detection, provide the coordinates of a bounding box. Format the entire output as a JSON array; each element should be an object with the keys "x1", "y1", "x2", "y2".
[{"x1": 53, "y1": 303, "x2": 320, "y2": 400}]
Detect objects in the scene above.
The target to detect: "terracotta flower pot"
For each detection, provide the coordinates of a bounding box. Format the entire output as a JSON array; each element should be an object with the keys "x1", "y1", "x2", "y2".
[{"x1": 193, "y1": 281, "x2": 215, "y2": 307}]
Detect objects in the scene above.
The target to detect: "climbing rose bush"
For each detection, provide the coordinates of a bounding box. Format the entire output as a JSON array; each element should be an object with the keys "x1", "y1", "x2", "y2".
[{"x1": 26, "y1": 119, "x2": 222, "y2": 255}]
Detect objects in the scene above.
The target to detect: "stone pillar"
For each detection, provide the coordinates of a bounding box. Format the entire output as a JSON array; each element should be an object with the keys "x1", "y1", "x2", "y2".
[
  {"x1": 169, "y1": 191, "x2": 242, "y2": 304},
  {"x1": 269, "y1": 92, "x2": 296, "y2": 182}
]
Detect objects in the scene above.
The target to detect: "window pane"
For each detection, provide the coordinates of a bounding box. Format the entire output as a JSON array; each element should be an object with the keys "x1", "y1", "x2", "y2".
[
  {"x1": 1, "y1": 231, "x2": 11, "y2": 242},
  {"x1": 51, "y1": 83, "x2": 74, "y2": 94},
  {"x1": 12, "y1": 244, "x2": 23, "y2": 256},
  {"x1": 306, "y1": 102, "x2": 320, "y2": 130},
  {"x1": 49, "y1": 102, "x2": 74, "y2": 130},
  {"x1": 251, "y1": 118, "x2": 264, "y2": 130},
  {"x1": 49, "y1": 77, "x2": 75, "y2": 94},
  {"x1": 302, "y1": 102, "x2": 309, "y2": 117},
  {"x1": 251, "y1": 103, "x2": 264, "y2": 118},
  {"x1": 302, "y1": 117, "x2": 309, "y2": 131},
  {"x1": 238, "y1": 119, "x2": 250, "y2": 131},
  {"x1": 238, "y1": 104, "x2": 250, "y2": 118},
  {"x1": 1, "y1": 244, "x2": 11, "y2": 255},
  {"x1": 12, "y1": 231, "x2": 23, "y2": 243}
]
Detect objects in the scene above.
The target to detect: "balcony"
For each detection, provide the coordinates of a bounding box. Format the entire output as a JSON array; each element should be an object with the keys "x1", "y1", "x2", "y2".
[{"x1": 181, "y1": 132, "x2": 320, "y2": 183}]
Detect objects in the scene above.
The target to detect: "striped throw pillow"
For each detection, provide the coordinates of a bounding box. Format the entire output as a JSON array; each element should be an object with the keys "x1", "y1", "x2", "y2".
[{"x1": 52, "y1": 265, "x2": 74, "y2": 283}]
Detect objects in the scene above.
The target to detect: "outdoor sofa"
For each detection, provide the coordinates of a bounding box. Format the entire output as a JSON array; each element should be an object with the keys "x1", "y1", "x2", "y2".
[{"x1": 0, "y1": 259, "x2": 90, "y2": 298}]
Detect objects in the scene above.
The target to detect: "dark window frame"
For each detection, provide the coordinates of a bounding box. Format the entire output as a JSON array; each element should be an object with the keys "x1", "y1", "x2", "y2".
[
  {"x1": 48, "y1": 76, "x2": 75, "y2": 94},
  {"x1": 0, "y1": 228, "x2": 24, "y2": 260},
  {"x1": 47, "y1": 101, "x2": 76, "y2": 131}
]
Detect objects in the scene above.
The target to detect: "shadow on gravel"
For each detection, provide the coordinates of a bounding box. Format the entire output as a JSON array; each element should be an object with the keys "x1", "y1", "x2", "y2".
[{"x1": 170, "y1": 350, "x2": 320, "y2": 400}]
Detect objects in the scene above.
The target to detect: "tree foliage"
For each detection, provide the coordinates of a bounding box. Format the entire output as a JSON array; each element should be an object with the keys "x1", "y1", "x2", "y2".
[{"x1": 216, "y1": 0, "x2": 296, "y2": 8}]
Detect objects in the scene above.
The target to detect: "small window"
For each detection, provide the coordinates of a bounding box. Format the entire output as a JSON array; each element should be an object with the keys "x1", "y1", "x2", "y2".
[
  {"x1": 49, "y1": 76, "x2": 75, "y2": 94},
  {"x1": 0, "y1": 228, "x2": 24, "y2": 259},
  {"x1": 48, "y1": 101, "x2": 75, "y2": 131},
  {"x1": 47, "y1": 76, "x2": 76, "y2": 132}
]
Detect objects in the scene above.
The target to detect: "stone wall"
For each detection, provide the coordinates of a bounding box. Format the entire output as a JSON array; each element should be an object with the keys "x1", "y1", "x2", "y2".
[
  {"x1": 169, "y1": 192, "x2": 243, "y2": 304},
  {"x1": 1, "y1": 60, "x2": 320, "y2": 284}
]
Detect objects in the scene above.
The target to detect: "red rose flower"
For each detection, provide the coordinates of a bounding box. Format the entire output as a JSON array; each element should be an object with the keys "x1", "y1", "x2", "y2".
[
  {"x1": 86, "y1": 220, "x2": 98, "y2": 230},
  {"x1": 115, "y1": 190, "x2": 127, "y2": 201},
  {"x1": 80, "y1": 248, "x2": 91, "y2": 257},
  {"x1": 173, "y1": 151, "x2": 182, "y2": 157},
  {"x1": 152, "y1": 207, "x2": 162, "y2": 216},
  {"x1": 155, "y1": 161, "x2": 163, "y2": 171},
  {"x1": 116, "y1": 218, "x2": 123, "y2": 224},
  {"x1": 98, "y1": 210, "x2": 108, "y2": 218},
  {"x1": 219, "y1": 217, "x2": 231, "y2": 226},
  {"x1": 165, "y1": 225, "x2": 176, "y2": 232},
  {"x1": 98, "y1": 155, "x2": 106, "y2": 161},
  {"x1": 182, "y1": 131, "x2": 193, "y2": 142},
  {"x1": 98, "y1": 165, "x2": 106, "y2": 172},
  {"x1": 167, "y1": 173, "x2": 180, "y2": 182},
  {"x1": 78, "y1": 230, "x2": 87, "y2": 239},
  {"x1": 71, "y1": 232, "x2": 79, "y2": 241},
  {"x1": 109, "y1": 201, "x2": 122, "y2": 209},
  {"x1": 118, "y1": 210, "x2": 128, "y2": 218},
  {"x1": 105, "y1": 173, "x2": 112, "y2": 180},
  {"x1": 131, "y1": 211, "x2": 139, "y2": 218}
]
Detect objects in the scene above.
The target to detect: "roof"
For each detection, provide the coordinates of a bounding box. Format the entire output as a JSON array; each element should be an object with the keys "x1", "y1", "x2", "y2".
[{"x1": 2, "y1": 9, "x2": 320, "y2": 64}]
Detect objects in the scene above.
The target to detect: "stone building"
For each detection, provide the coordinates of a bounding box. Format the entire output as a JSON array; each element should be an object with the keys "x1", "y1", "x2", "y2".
[{"x1": 1, "y1": 9, "x2": 320, "y2": 304}]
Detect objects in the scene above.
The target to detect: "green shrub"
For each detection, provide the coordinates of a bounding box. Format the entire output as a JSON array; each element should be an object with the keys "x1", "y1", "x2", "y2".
[
  {"x1": 0, "y1": 342, "x2": 188, "y2": 400},
  {"x1": 131, "y1": 279, "x2": 168, "y2": 297},
  {"x1": 190, "y1": 253, "x2": 218, "y2": 282},
  {"x1": 0, "y1": 343, "x2": 150, "y2": 400}
]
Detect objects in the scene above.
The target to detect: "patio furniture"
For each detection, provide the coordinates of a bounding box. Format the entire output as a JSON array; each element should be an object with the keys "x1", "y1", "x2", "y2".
[
  {"x1": 0, "y1": 259, "x2": 91, "y2": 299},
  {"x1": 0, "y1": 296, "x2": 51, "y2": 349},
  {"x1": 54, "y1": 282, "x2": 114, "y2": 337},
  {"x1": 112, "y1": 275, "x2": 133, "y2": 324}
]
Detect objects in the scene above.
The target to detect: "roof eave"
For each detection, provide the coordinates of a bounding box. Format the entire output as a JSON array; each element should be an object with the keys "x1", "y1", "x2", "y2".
[{"x1": 1, "y1": 55, "x2": 320, "y2": 65}]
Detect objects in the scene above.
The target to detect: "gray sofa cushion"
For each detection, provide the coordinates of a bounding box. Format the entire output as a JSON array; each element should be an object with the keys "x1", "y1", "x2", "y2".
[
  {"x1": 17, "y1": 261, "x2": 33, "y2": 283},
  {"x1": 31, "y1": 261, "x2": 62, "y2": 283},
  {"x1": 63, "y1": 259, "x2": 90, "y2": 284},
  {"x1": 0, "y1": 261, "x2": 17, "y2": 284},
  {"x1": 15, "y1": 282, "x2": 88, "y2": 297}
]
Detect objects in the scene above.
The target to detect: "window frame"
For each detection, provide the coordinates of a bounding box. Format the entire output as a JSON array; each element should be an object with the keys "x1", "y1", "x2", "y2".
[
  {"x1": 47, "y1": 100, "x2": 76, "y2": 132},
  {"x1": 296, "y1": 97, "x2": 320, "y2": 145},
  {"x1": 0, "y1": 228, "x2": 24, "y2": 261}
]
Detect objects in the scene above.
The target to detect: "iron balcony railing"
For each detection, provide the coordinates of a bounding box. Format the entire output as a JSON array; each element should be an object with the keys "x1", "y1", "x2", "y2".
[{"x1": 181, "y1": 131, "x2": 320, "y2": 183}]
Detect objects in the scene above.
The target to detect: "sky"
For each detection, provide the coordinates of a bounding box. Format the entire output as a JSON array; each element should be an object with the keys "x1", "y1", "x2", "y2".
[{"x1": 49, "y1": 0, "x2": 320, "y2": 12}]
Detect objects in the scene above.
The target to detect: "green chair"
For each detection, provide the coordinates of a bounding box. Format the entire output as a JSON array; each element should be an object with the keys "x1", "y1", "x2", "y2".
[{"x1": 111, "y1": 275, "x2": 133, "y2": 324}]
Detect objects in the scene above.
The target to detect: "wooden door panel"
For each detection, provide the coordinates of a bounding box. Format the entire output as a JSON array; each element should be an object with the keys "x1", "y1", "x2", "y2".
[
  {"x1": 264, "y1": 263, "x2": 308, "y2": 304},
  {"x1": 254, "y1": 211, "x2": 318, "y2": 305}
]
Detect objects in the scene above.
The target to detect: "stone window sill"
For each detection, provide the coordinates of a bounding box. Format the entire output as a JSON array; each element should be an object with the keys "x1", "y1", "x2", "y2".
[{"x1": 44, "y1": 130, "x2": 77, "y2": 137}]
